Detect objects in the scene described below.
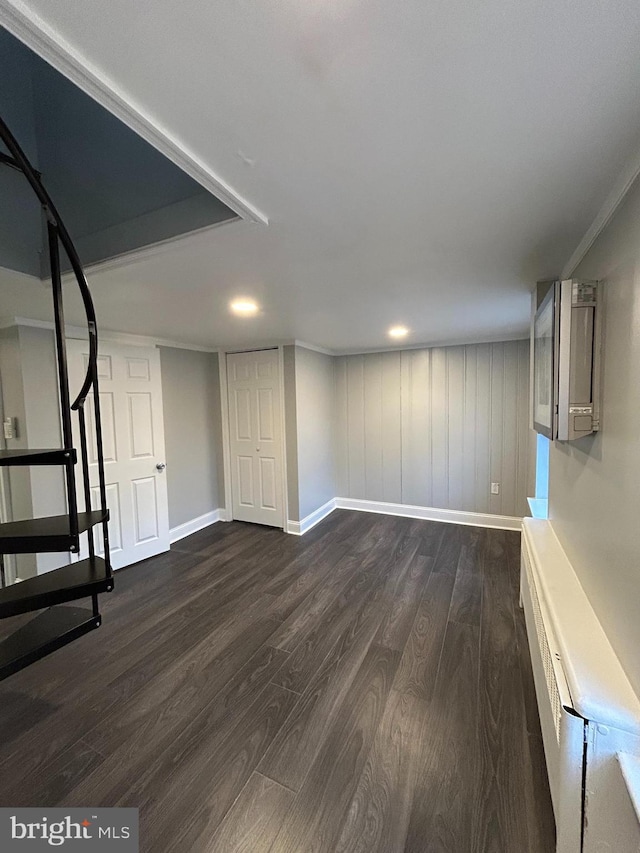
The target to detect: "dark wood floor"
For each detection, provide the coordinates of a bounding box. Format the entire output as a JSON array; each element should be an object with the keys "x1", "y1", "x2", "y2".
[{"x1": 0, "y1": 510, "x2": 555, "y2": 852}]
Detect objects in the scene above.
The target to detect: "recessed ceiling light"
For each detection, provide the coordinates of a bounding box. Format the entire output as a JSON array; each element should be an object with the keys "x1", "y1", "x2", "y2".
[
  {"x1": 230, "y1": 298, "x2": 259, "y2": 316},
  {"x1": 388, "y1": 325, "x2": 409, "y2": 339}
]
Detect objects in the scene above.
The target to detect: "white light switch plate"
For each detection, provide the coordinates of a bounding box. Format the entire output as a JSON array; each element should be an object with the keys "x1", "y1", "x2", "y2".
[{"x1": 3, "y1": 417, "x2": 16, "y2": 440}]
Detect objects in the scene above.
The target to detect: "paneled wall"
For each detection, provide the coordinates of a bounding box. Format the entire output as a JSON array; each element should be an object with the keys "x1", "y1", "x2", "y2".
[{"x1": 335, "y1": 339, "x2": 531, "y2": 518}]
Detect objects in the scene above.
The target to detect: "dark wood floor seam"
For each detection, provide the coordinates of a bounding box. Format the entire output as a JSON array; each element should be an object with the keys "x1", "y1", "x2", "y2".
[
  {"x1": 271, "y1": 681, "x2": 302, "y2": 696},
  {"x1": 74, "y1": 737, "x2": 105, "y2": 761},
  {"x1": 254, "y1": 769, "x2": 298, "y2": 795},
  {"x1": 80, "y1": 737, "x2": 108, "y2": 761},
  {"x1": 430, "y1": 530, "x2": 477, "y2": 689}
]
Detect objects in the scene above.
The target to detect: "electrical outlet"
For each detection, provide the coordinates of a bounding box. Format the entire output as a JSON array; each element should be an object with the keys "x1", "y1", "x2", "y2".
[{"x1": 490, "y1": 482, "x2": 500, "y2": 495}]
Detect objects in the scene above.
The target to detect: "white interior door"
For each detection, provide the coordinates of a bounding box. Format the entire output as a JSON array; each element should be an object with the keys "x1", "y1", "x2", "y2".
[
  {"x1": 227, "y1": 349, "x2": 284, "y2": 527},
  {"x1": 67, "y1": 340, "x2": 170, "y2": 569}
]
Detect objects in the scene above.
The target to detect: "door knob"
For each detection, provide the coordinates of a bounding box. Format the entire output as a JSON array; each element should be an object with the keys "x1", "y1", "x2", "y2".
[{"x1": 156, "y1": 462, "x2": 166, "y2": 471}]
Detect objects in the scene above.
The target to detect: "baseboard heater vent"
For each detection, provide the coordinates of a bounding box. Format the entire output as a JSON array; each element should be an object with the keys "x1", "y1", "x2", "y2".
[
  {"x1": 520, "y1": 519, "x2": 640, "y2": 853},
  {"x1": 522, "y1": 540, "x2": 562, "y2": 742}
]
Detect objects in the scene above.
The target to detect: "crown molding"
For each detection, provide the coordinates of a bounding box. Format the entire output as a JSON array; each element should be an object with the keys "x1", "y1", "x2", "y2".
[
  {"x1": 0, "y1": 0, "x2": 269, "y2": 225},
  {"x1": 0, "y1": 316, "x2": 218, "y2": 352},
  {"x1": 293, "y1": 340, "x2": 336, "y2": 356},
  {"x1": 0, "y1": 316, "x2": 51, "y2": 330},
  {"x1": 215, "y1": 334, "x2": 528, "y2": 359},
  {"x1": 0, "y1": 264, "x2": 44, "y2": 285},
  {"x1": 330, "y1": 332, "x2": 529, "y2": 357},
  {"x1": 0, "y1": 313, "x2": 528, "y2": 359},
  {"x1": 562, "y1": 142, "x2": 640, "y2": 278}
]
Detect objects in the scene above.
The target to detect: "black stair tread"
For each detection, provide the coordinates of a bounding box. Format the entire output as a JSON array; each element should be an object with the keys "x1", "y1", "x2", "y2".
[
  {"x1": 0, "y1": 606, "x2": 100, "y2": 682},
  {"x1": 0, "y1": 510, "x2": 109, "y2": 554},
  {"x1": 0, "y1": 510, "x2": 107, "y2": 538},
  {"x1": 0, "y1": 448, "x2": 76, "y2": 467},
  {"x1": 0, "y1": 557, "x2": 112, "y2": 618}
]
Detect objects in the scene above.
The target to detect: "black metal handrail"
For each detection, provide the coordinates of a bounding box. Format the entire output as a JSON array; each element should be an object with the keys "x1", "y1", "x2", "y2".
[
  {"x1": 0, "y1": 117, "x2": 98, "y2": 410},
  {"x1": 0, "y1": 115, "x2": 111, "y2": 582},
  {"x1": 0, "y1": 150, "x2": 41, "y2": 178}
]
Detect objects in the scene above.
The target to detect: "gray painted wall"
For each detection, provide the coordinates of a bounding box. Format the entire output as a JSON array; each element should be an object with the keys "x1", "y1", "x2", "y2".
[
  {"x1": 282, "y1": 345, "x2": 337, "y2": 523},
  {"x1": 31, "y1": 46, "x2": 235, "y2": 272},
  {"x1": 293, "y1": 346, "x2": 336, "y2": 521},
  {"x1": 71, "y1": 194, "x2": 235, "y2": 271},
  {"x1": 18, "y1": 325, "x2": 69, "y2": 574},
  {"x1": 0, "y1": 326, "x2": 36, "y2": 577},
  {"x1": 0, "y1": 329, "x2": 224, "y2": 573},
  {"x1": 283, "y1": 346, "x2": 300, "y2": 521},
  {"x1": 159, "y1": 347, "x2": 222, "y2": 529},
  {"x1": 548, "y1": 175, "x2": 640, "y2": 696},
  {"x1": 0, "y1": 28, "x2": 42, "y2": 277},
  {"x1": 0, "y1": 28, "x2": 234, "y2": 277},
  {"x1": 335, "y1": 340, "x2": 531, "y2": 517},
  {"x1": 0, "y1": 325, "x2": 66, "y2": 576}
]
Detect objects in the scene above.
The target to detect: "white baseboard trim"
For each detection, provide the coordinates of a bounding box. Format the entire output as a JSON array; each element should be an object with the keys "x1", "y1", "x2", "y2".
[
  {"x1": 169, "y1": 509, "x2": 223, "y2": 544},
  {"x1": 286, "y1": 496, "x2": 521, "y2": 535},
  {"x1": 334, "y1": 497, "x2": 522, "y2": 531},
  {"x1": 286, "y1": 498, "x2": 336, "y2": 536}
]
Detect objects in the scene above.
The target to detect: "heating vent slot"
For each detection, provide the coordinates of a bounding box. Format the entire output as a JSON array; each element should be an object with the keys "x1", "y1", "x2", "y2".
[{"x1": 522, "y1": 544, "x2": 563, "y2": 742}]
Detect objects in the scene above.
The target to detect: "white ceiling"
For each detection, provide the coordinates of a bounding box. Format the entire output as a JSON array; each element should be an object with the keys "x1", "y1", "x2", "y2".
[{"x1": 2, "y1": 0, "x2": 640, "y2": 353}]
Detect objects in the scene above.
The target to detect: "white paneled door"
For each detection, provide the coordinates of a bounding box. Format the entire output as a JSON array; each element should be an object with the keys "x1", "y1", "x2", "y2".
[
  {"x1": 67, "y1": 340, "x2": 170, "y2": 569},
  {"x1": 227, "y1": 349, "x2": 284, "y2": 527}
]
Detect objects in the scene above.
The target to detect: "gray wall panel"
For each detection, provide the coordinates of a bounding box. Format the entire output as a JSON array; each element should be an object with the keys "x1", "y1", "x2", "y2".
[
  {"x1": 489, "y1": 342, "x2": 504, "y2": 515},
  {"x1": 381, "y1": 352, "x2": 402, "y2": 503},
  {"x1": 474, "y1": 344, "x2": 492, "y2": 513},
  {"x1": 501, "y1": 342, "x2": 519, "y2": 516},
  {"x1": 400, "y1": 349, "x2": 431, "y2": 507},
  {"x1": 336, "y1": 339, "x2": 529, "y2": 517},
  {"x1": 447, "y1": 347, "x2": 465, "y2": 512},
  {"x1": 364, "y1": 353, "x2": 383, "y2": 501},
  {"x1": 346, "y1": 356, "x2": 366, "y2": 498},
  {"x1": 462, "y1": 346, "x2": 477, "y2": 511},
  {"x1": 431, "y1": 348, "x2": 448, "y2": 509},
  {"x1": 334, "y1": 358, "x2": 349, "y2": 497}
]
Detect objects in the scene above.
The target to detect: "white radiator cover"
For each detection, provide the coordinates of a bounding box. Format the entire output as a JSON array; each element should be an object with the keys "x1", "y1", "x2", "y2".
[{"x1": 521, "y1": 519, "x2": 640, "y2": 853}]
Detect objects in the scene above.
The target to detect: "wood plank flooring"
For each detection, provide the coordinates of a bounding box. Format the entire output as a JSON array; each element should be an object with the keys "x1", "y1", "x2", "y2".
[{"x1": 0, "y1": 510, "x2": 555, "y2": 852}]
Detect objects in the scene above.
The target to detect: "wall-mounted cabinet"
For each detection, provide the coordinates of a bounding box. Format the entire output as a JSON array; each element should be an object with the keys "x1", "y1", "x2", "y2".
[{"x1": 533, "y1": 279, "x2": 602, "y2": 442}]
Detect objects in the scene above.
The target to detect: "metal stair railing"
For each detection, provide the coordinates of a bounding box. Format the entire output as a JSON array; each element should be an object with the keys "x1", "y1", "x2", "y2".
[{"x1": 0, "y1": 116, "x2": 112, "y2": 599}]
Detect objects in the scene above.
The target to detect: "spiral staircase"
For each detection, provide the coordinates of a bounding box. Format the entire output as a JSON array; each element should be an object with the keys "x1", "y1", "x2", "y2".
[{"x1": 0, "y1": 116, "x2": 113, "y2": 680}]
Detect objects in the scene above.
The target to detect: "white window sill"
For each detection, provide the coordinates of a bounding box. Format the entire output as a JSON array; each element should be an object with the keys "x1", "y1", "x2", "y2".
[{"x1": 527, "y1": 497, "x2": 549, "y2": 519}]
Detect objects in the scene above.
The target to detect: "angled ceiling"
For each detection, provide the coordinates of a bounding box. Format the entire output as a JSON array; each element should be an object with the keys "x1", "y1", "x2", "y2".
[
  {"x1": 0, "y1": 27, "x2": 235, "y2": 278},
  {"x1": 2, "y1": 0, "x2": 640, "y2": 352}
]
